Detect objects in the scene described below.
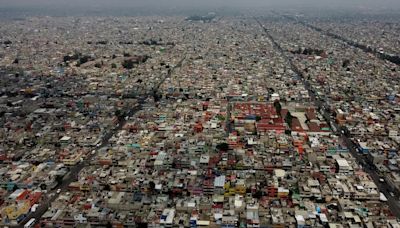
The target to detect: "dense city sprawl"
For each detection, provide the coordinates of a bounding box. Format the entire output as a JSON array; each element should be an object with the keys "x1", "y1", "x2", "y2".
[{"x1": 0, "y1": 13, "x2": 399, "y2": 227}]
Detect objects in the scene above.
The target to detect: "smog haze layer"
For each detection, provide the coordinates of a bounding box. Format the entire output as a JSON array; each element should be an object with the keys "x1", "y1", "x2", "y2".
[{"x1": 1, "y1": 0, "x2": 400, "y2": 18}]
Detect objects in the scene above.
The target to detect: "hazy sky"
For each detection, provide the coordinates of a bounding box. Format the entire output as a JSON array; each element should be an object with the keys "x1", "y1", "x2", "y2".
[
  {"x1": 2, "y1": 0, "x2": 399, "y2": 7},
  {"x1": 1, "y1": 0, "x2": 400, "y2": 16}
]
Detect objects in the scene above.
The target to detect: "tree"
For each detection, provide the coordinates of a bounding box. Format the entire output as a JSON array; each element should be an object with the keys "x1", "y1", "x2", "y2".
[
  {"x1": 12, "y1": 184, "x2": 19, "y2": 192},
  {"x1": 149, "y1": 181, "x2": 155, "y2": 191},
  {"x1": 55, "y1": 175, "x2": 64, "y2": 185},
  {"x1": 216, "y1": 143, "x2": 229, "y2": 152},
  {"x1": 111, "y1": 63, "x2": 117, "y2": 68},
  {"x1": 79, "y1": 55, "x2": 90, "y2": 65},
  {"x1": 274, "y1": 100, "x2": 282, "y2": 116},
  {"x1": 216, "y1": 114, "x2": 225, "y2": 121},
  {"x1": 342, "y1": 59, "x2": 350, "y2": 68},
  {"x1": 253, "y1": 190, "x2": 263, "y2": 199},
  {"x1": 285, "y1": 111, "x2": 293, "y2": 127},
  {"x1": 96, "y1": 40, "x2": 108, "y2": 45},
  {"x1": 40, "y1": 183, "x2": 47, "y2": 190},
  {"x1": 122, "y1": 59, "x2": 134, "y2": 69},
  {"x1": 115, "y1": 109, "x2": 122, "y2": 117},
  {"x1": 103, "y1": 184, "x2": 111, "y2": 191}
]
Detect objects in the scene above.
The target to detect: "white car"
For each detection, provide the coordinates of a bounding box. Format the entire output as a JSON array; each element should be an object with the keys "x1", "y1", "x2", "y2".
[
  {"x1": 56, "y1": 189, "x2": 61, "y2": 194},
  {"x1": 31, "y1": 204, "x2": 39, "y2": 212}
]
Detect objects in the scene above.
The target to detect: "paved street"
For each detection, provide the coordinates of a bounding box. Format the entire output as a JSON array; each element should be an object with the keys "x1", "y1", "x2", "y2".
[
  {"x1": 1, "y1": 10, "x2": 399, "y2": 227},
  {"x1": 256, "y1": 16, "x2": 400, "y2": 219},
  {"x1": 17, "y1": 55, "x2": 188, "y2": 228}
]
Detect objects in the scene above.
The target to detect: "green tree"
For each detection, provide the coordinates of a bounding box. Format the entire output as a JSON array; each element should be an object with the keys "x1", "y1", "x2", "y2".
[
  {"x1": 115, "y1": 109, "x2": 125, "y2": 120},
  {"x1": 40, "y1": 183, "x2": 47, "y2": 190},
  {"x1": 103, "y1": 184, "x2": 111, "y2": 191},
  {"x1": 79, "y1": 55, "x2": 90, "y2": 64},
  {"x1": 274, "y1": 100, "x2": 282, "y2": 116},
  {"x1": 12, "y1": 184, "x2": 19, "y2": 192},
  {"x1": 216, "y1": 143, "x2": 229, "y2": 151},
  {"x1": 55, "y1": 175, "x2": 64, "y2": 185},
  {"x1": 122, "y1": 59, "x2": 134, "y2": 69},
  {"x1": 285, "y1": 111, "x2": 293, "y2": 127},
  {"x1": 149, "y1": 181, "x2": 155, "y2": 192}
]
